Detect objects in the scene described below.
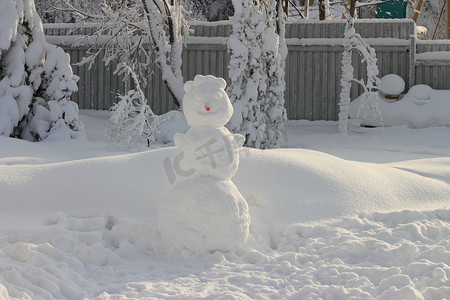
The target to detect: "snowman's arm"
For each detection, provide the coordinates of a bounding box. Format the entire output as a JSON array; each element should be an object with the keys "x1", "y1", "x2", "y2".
[{"x1": 233, "y1": 133, "x2": 245, "y2": 147}]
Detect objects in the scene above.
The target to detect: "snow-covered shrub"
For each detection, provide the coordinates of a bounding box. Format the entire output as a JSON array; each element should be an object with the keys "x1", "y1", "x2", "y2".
[
  {"x1": 0, "y1": 0, "x2": 85, "y2": 141},
  {"x1": 105, "y1": 67, "x2": 157, "y2": 149},
  {"x1": 227, "y1": 0, "x2": 287, "y2": 149},
  {"x1": 338, "y1": 15, "x2": 382, "y2": 132}
]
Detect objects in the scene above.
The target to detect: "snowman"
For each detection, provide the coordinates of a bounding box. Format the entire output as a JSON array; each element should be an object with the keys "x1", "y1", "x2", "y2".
[{"x1": 158, "y1": 75, "x2": 250, "y2": 252}]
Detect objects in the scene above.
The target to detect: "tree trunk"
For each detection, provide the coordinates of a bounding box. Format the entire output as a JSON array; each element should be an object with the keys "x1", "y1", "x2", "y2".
[
  {"x1": 319, "y1": 0, "x2": 325, "y2": 20},
  {"x1": 341, "y1": 0, "x2": 356, "y2": 19},
  {"x1": 305, "y1": 0, "x2": 309, "y2": 19},
  {"x1": 349, "y1": 0, "x2": 357, "y2": 18},
  {"x1": 142, "y1": 0, "x2": 184, "y2": 108},
  {"x1": 278, "y1": 0, "x2": 288, "y2": 14},
  {"x1": 413, "y1": 0, "x2": 424, "y2": 23},
  {"x1": 447, "y1": 0, "x2": 450, "y2": 39}
]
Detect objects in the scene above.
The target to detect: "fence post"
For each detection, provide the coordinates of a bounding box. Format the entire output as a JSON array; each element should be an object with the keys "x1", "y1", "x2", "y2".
[{"x1": 409, "y1": 34, "x2": 416, "y2": 89}]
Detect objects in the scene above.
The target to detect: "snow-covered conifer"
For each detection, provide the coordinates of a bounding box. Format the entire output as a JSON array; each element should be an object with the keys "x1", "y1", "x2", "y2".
[
  {"x1": 261, "y1": 0, "x2": 287, "y2": 148},
  {"x1": 227, "y1": 0, "x2": 287, "y2": 149},
  {"x1": 43, "y1": 52, "x2": 85, "y2": 140},
  {"x1": 0, "y1": 0, "x2": 85, "y2": 141}
]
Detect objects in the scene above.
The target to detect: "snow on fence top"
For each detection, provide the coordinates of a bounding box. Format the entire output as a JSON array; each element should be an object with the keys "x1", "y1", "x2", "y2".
[
  {"x1": 416, "y1": 40, "x2": 450, "y2": 62},
  {"x1": 416, "y1": 40, "x2": 450, "y2": 53},
  {"x1": 44, "y1": 19, "x2": 415, "y2": 41},
  {"x1": 44, "y1": 20, "x2": 415, "y2": 50}
]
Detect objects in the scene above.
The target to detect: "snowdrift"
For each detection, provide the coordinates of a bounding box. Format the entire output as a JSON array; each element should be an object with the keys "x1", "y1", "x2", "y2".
[
  {"x1": 1, "y1": 126, "x2": 449, "y2": 299},
  {"x1": 350, "y1": 87, "x2": 450, "y2": 128},
  {"x1": 1, "y1": 146, "x2": 449, "y2": 231},
  {"x1": 236, "y1": 149, "x2": 450, "y2": 226}
]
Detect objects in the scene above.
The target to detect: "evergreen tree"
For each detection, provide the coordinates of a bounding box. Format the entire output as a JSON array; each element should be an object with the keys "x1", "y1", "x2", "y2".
[
  {"x1": 0, "y1": 0, "x2": 85, "y2": 141},
  {"x1": 227, "y1": 0, "x2": 287, "y2": 149}
]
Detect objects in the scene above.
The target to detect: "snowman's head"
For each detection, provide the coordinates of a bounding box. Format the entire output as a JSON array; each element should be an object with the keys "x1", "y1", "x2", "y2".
[{"x1": 183, "y1": 75, "x2": 233, "y2": 127}]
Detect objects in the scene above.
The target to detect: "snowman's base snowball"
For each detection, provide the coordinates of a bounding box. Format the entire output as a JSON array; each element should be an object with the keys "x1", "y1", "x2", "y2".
[{"x1": 158, "y1": 177, "x2": 250, "y2": 252}]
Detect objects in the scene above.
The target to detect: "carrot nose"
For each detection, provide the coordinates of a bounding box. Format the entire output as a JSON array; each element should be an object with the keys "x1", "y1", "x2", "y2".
[{"x1": 205, "y1": 105, "x2": 211, "y2": 112}]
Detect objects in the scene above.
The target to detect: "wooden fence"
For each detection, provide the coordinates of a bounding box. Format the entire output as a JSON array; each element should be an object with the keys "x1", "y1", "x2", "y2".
[
  {"x1": 415, "y1": 40, "x2": 450, "y2": 90},
  {"x1": 44, "y1": 20, "x2": 450, "y2": 121}
]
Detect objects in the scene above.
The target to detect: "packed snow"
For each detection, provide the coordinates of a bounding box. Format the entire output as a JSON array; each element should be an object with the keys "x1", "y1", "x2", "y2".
[
  {"x1": 158, "y1": 75, "x2": 250, "y2": 252},
  {"x1": 1, "y1": 101, "x2": 450, "y2": 298},
  {"x1": 350, "y1": 84, "x2": 450, "y2": 128},
  {"x1": 1, "y1": 1, "x2": 449, "y2": 296},
  {"x1": 378, "y1": 74, "x2": 405, "y2": 96}
]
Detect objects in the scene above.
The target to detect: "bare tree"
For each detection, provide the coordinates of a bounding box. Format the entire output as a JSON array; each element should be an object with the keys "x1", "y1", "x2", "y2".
[
  {"x1": 182, "y1": 0, "x2": 234, "y2": 21},
  {"x1": 57, "y1": 0, "x2": 188, "y2": 108},
  {"x1": 318, "y1": 0, "x2": 332, "y2": 20}
]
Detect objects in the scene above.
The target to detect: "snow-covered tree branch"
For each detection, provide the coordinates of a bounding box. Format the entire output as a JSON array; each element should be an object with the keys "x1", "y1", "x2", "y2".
[
  {"x1": 142, "y1": 0, "x2": 186, "y2": 107},
  {"x1": 59, "y1": 0, "x2": 188, "y2": 108},
  {"x1": 338, "y1": 15, "x2": 382, "y2": 133},
  {"x1": 105, "y1": 65, "x2": 158, "y2": 149}
]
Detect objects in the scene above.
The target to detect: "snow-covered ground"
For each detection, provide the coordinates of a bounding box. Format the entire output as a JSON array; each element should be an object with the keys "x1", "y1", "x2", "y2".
[{"x1": 1, "y1": 109, "x2": 449, "y2": 299}]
